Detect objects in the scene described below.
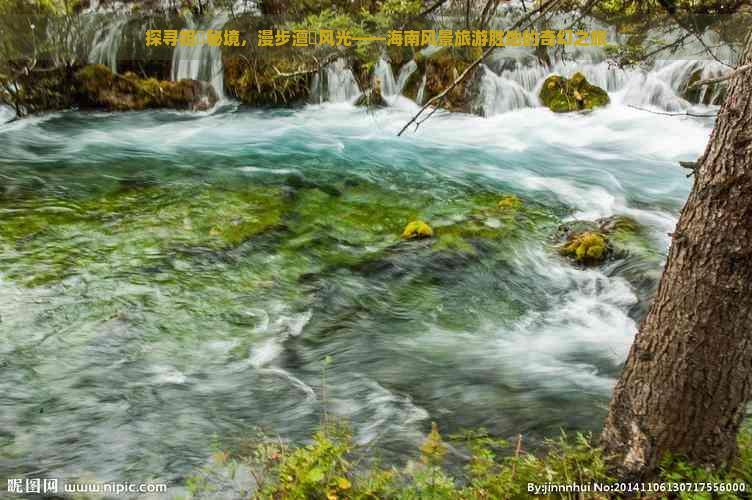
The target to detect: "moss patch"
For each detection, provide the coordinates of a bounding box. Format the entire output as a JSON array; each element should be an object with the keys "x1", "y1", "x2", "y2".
[
  {"x1": 402, "y1": 220, "x2": 434, "y2": 239},
  {"x1": 75, "y1": 64, "x2": 218, "y2": 111},
  {"x1": 559, "y1": 231, "x2": 608, "y2": 264},
  {"x1": 539, "y1": 72, "x2": 610, "y2": 113}
]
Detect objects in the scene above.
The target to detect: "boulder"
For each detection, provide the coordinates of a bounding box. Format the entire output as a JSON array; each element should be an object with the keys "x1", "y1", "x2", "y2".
[{"x1": 539, "y1": 72, "x2": 610, "y2": 113}]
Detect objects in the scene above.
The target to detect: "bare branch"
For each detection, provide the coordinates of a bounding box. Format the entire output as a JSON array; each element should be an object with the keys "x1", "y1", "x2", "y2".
[
  {"x1": 397, "y1": 0, "x2": 565, "y2": 136},
  {"x1": 688, "y1": 62, "x2": 752, "y2": 89},
  {"x1": 627, "y1": 104, "x2": 717, "y2": 118}
]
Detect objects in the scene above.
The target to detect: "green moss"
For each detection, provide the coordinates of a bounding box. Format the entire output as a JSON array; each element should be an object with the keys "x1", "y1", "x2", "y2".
[
  {"x1": 497, "y1": 195, "x2": 522, "y2": 210},
  {"x1": 539, "y1": 72, "x2": 610, "y2": 113},
  {"x1": 560, "y1": 231, "x2": 608, "y2": 264},
  {"x1": 0, "y1": 185, "x2": 290, "y2": 287},
  {"x1": 225, "y1": 59, "x2": 312, "y2": 106},
  {"x1": 73, "y1": 64, "x2": 217, "y2": 111}
]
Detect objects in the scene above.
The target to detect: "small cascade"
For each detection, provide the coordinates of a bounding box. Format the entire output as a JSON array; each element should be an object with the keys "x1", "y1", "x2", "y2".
[
  {"x1": 477, "y1": 55, "x2": 729, "y2": 116},
  {"x1": 416, "y1": 74, "x2": 427, "y2": 105},
  {"x1": 621, "y1": 73, "x2": 688, "y2": 111},
  {"x1": 478, "y1": 65, "x2": 532, "y2": 115},
  {"x1": 373, "y1": 59, "x2": 397, "y2": 97},
  {"x1": 310, "y1": 71, "x2": 325, "y2": 104},
  {"x1": 395, "y1": 60, "x2": 417, "y2": 95},
  {"x1": 653, "y1": 59, "x2": 728, "y2": 104},
  {"x1": 89, "y1": 17, "x2": 128, "y2": 73},
  {"x1": 171, "y1": 14, "x2": 228, "y2": 99},
  {"x1": 324, "y1": 59, "x2": 361, "y2": 103}
]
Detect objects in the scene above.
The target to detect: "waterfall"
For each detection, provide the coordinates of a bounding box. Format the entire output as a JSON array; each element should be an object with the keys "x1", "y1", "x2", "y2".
[
  {"x1": 373, "y1": 59, "x2": 397, "y2": 97},
  {"x1": 324, "y1": 59, "x2": 361, "y2": 103},
  {"x1": 396, "y1": 60, "x2": 417, "y2": 95},
  {"x1": 89, "y1": 17, "x2": 128, "y2": 73},
  {"x1": 171, "y1": 14, "x2": 228, "y2": 99},
  {"x1": 416, "y1": 74, "x2": 427, "y2": 105},
  {"x1": 476, "y1": 55, "x2": 728, "y2": 116},
  {"x1": 478, "y1": 65, "x2": 532, "y2": 115},
  {"x1": 653, "y1": 59, "x2": 728, "y2": 104},
  {"x1": 621, "y1": 73, "x2": 688, "y2": 112}
]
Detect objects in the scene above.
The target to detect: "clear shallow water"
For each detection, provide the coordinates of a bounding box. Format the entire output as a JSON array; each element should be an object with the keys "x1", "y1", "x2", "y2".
[{"x1": 0, "y1": 99, "x2": 711, "y2": 488}]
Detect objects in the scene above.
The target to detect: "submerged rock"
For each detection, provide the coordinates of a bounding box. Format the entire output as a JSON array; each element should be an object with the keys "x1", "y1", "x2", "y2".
[
  {"x1": 557, "y1": 215, "x2": 656, "y2": 266},
  {"x1": 402, "y1": 221, "x2": 434, "y2": 239},
  {"x1": 539, "y1": 72, "x2": 610, "y2": 113}
]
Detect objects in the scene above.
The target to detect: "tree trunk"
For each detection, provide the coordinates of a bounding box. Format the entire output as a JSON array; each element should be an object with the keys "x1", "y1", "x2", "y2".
[{"x1": 601, "y1": 30, "x2": 752, "y2": 480}]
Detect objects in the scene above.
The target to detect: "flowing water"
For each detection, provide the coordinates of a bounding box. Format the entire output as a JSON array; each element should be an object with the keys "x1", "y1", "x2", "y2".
[
  {"x1": 0, "y1": 95, "x2": 714, "y2": 490},
  {"x1": 89, "y1": 17, "x2": 128, "y2": 74},
  {"x1": 172, "y1": 14, "x2": 229, "y2": 99}
]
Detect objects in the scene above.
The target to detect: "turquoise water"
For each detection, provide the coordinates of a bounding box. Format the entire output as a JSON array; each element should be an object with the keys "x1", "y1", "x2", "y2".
[{"x1": 0, "y1": 99, "x2": 711, "y2": 486}]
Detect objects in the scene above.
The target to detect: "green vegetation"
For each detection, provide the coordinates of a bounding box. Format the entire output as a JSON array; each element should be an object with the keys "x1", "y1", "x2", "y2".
[
  {"x1": 559, "y1": 231, "x2": 609, "y2": 264},
  {"x1": 402, "y1": 220, "x2": 434, "y2": 239},
  {"x1": 539, "y1": 73, "x2": 610, "y2": 113},
  {"x1": 184, "y1": 419, "x2": 752, "y2": 499}
]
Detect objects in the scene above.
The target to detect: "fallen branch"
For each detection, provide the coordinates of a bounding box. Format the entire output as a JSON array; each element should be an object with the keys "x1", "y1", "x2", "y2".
[
  {"x1": 397, "y1": 0, "x2": 565, "y2": 136},
  {"x1": 627, "y1": 104, "x2": 717, "y2": 118},
  {"x1": 273, "y1": 52, "x2": 340, "y2": 79},
  {"x1": 688, "y1": 62, "x2": 752, "y2": 89}
]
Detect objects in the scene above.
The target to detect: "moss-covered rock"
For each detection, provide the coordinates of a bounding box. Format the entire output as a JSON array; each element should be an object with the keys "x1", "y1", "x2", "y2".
[
  {"x1": 403, "y1": 47, "x2": 482, "y2": 112},
  {"x1": 559, "y1": 231, "x2": 608, "y2": 264},
  {"x1": 0, "y1": 65, "x2": 78, "y2": 116},
  {"x1": 75, "y1": 64, "x2": 218, "y2": 111},
  {"x1": 539, "y1": 72, "x2": 610, "y2": 113},
  {"x1": 556, "y1": 215, "x2": 664, "y2": 268},
  {"x1": 224, "y1": 59, "x2": 312, "y2": 106}
]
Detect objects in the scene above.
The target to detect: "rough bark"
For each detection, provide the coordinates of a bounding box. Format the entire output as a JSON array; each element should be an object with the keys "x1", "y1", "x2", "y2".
[{"x1": 601, "y1": 29, "x2": 752, "y2": 480}]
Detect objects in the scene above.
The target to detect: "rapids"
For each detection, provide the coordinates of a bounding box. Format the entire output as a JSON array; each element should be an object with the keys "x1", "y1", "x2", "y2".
[{"x1": 0, "y1": 96, "x2": 713, "y2": 488}]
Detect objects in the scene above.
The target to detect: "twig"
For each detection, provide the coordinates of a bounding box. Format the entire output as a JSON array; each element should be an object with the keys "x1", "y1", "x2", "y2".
[
  {"x1": 397, "y1": 0, "x2": 565, "y2": 136},
  {"x1": 689, "y1": 62, "x2": 752, "y2": 89},
  {"x1": 627, "y1": 104, "x2": 717, "y2": 118},
  {"x1": 656, "y1": 0, "x2": 734, "y2": 69},
  {"x1": 413, "y1": 105, "x2": 440, "y2": 132},
  {"x1": 641, "y1": 31, "x2": 693, "y2": 60},
  {"x1": 273, "y1": 52, "x2": 340, "y2": 79}
]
